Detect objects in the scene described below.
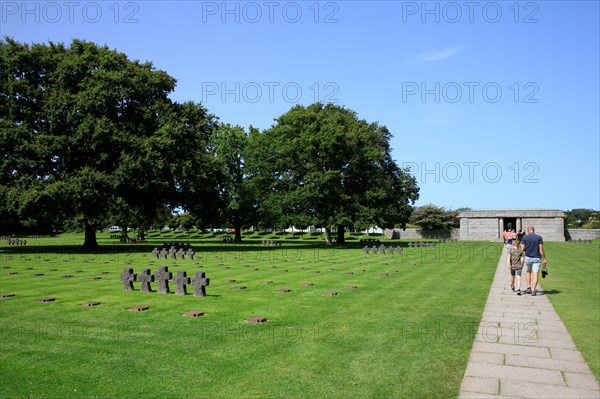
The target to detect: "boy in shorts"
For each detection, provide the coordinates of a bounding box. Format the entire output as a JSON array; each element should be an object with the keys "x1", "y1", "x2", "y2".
[{"x1": 507, "y1": 240, "x2": 524, "y2": 294}]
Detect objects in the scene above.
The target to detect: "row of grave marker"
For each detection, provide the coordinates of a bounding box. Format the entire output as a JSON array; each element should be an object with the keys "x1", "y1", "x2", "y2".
[
  {"x1": 120, "y1": 267, "x2": 210, "y2": 297},
  {"x1": 3, "y1": 239, "x2": 28, "y2": 246},
  {"x1": 152, "y1": 247, "x2": 195, "y2": 260},
  {"x1": 364, "y1": 245, "x2": 404, "y2": 255}
]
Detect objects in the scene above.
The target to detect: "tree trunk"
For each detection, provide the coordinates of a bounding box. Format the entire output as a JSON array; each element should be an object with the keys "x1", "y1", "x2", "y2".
[
  {"x1": 121, "y1": 225, "x2": 129, "y2": 238},
  {"x1": 337, "y1": 224, "x2": 346, "y2": 243},
  {"x1": 83, "y1": 223, "x2": 100, "y2": 249},
  {"x1": 324, "y1": 228, "x2": 332, "y2": 246},
  {"x1": 138, "y1": 229, "x2": 145, "y2": 240},
  {"x1": 234, "y1": 225, "x2": 242, "y2": 243}
]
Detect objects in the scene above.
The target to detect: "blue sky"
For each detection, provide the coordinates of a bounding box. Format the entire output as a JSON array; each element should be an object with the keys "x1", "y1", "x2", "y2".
[{"x1": 2, "y1": 1, "x2": 599, "y2": 211}]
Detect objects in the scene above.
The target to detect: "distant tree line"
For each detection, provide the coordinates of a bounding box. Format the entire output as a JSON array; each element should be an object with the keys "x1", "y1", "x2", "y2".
[{"x1": 0, "y1": 39, "x2": 420, "y2": 247}]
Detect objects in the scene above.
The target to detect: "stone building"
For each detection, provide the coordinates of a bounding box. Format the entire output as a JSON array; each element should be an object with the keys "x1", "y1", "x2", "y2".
[{"x1": 458, "y1": 209, "x2": 566, "y2": 241}]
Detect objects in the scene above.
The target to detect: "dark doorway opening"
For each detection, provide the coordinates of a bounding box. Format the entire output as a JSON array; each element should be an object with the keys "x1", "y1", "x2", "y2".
[{"x1": 504, "y1": 217, "x2": 517, "y2": 232}]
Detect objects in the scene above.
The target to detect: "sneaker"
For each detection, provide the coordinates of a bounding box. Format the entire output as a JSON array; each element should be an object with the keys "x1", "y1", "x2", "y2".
[
  {"x1": 526, "y1": 287, "x2": 531, "y2": 294},
  {"x1": 532, "y1": 290, "x2": 537, "y2": 296},
  {"x1": 517, "y1": 289, "x2": 522, "y2": 295},
  {"x1": 511, "y1": 285, "x2": 515, "y2": 291}
]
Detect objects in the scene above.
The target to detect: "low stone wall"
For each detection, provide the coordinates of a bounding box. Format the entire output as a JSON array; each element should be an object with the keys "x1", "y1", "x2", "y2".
[
  {"x1": 565, "y1": 229, "x2": 600, "y2": 241},
  {"x1": 384, "y1": 228, "x2": 460, "y2": 240}
]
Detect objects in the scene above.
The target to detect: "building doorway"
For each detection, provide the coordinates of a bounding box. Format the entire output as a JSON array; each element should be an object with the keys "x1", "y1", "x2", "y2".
[{"x1": 503, "y1": 217, "x2": 517, "y2": 232}]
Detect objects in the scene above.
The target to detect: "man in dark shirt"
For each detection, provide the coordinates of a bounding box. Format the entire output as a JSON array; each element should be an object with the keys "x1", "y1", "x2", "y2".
[{"x1": 520, "y1": 226, "x2": 548, "y2": 296}]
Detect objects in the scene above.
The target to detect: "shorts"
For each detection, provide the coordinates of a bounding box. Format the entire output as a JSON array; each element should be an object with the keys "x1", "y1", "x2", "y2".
[
  {"x1": 524, "y1": 257, "x2": 542, "y2": 273},
  {"x1": 510, "y1": 268, "x2": 522, "y2": 276}
]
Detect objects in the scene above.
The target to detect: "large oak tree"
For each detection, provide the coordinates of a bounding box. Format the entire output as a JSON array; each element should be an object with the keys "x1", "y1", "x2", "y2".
[
  {"x1": 0, "y1": 38, "x2": 216, "y2": 248},
  {"x1": 246, "y1": 103, "x2": 419, "y2": 243}
]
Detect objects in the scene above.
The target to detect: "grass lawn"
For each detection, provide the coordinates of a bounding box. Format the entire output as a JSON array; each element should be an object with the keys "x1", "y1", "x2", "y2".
[
  {"x1": 1, "y1": 234, "x2": 499, "y2": 398},
  {"x1": 539, "y1": 241, "x2": 600, "y2": 379}
]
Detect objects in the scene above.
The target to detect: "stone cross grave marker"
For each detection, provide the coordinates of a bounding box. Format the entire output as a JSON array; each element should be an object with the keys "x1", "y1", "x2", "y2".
[
  {"x1": 177, "y1": 248, "x2": 185, "y2": 260},
  {"x1": 363, "y1": 246, "x2": 370, "y2": 254},
  {"x1": 160, "y1": 248, "x2": 167, "y2": 260},
  {"x1": 137, "y1": 268, "x2": 155, "y2": 293},
  {"x1": 152, "y1": 248, "x2": 159, "y2": 259},
  {"x1": 154, "y1": 266, "x2": 173, "y2": 294},
  {"x1": 173, "y1": 270, "x2": 191, "y2": 295},
  {"x1": 191, "y1": 271, "x2": 210, "y2": 297},
  {"x1": 169, "y1": 247, "x2": 177, "y2": 260},
  {"x1": 187, "y1": 249, "x2": 194, "y2": 260},
  {"x1": 120, "y1": 268, "x2": 137, "y2": 291},
  {"x1": 372, "y1": 245, "x2": 377, "y2": 255}
]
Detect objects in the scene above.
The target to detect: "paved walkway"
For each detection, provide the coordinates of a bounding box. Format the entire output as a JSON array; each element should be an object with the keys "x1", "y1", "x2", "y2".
[{"x1": 458, "y1": 246, "x2": 600, "y2": 398}]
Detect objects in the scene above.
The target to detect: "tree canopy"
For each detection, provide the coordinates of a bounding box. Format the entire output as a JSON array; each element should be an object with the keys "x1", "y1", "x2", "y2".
[
  {"x1": 409, "y1": 204, "x2": 457, "y2": 231},
  {"x1": 246, "y1": 103, "x2": 419, "y2": 243},
  {"x1": 0, "y1": 38, "x2": 217, "y2": 248}
]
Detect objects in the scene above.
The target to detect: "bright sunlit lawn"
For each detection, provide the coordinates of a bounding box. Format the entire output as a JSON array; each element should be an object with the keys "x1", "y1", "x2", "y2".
[{"x1": 0, "y1": 232, "x2": 534, "y2": 397}]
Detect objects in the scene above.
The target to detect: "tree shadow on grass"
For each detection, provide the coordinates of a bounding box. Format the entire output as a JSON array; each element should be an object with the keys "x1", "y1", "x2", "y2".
[{"x1": 541, "y1": 290, "x2": 562, "y2": 295}]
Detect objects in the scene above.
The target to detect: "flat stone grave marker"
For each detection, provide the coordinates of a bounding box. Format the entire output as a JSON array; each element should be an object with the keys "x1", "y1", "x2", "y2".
[
  {"x1": 120, "y1": 268, "x2": 137, "y2": 291},
  {"x1": 184, "y1": 311, "x2": 205, "y2": 317},
  {"x1": 82, "y1": 301, "x2": 101, "y2": 306},
  {"x1": 37, "y1": 297, "x2": 56, "y2": 302},
  {"x1": 326, "y1": 267, "x2": 335, "y2": 271},
  {"x1": 344, "y1": 272, "x2": 353, "y2": 275},
  {"x1": 173, "y1": 271, "x2": 191, "y2": 295},
  {"x1": 91, "y1": 276, "x2": 102, "y2": 280},
  {"x1": 262, "y1": 280, "x2": 273, "y2": 284},
  {"x1": 313, "y1": 270, "x2": 320, "y2": 273},
  {"x1": 345, "y1": 285, "x2": 358, "y2": 289},
  {"x1": 129, "y1": 306, "x2": 149, "y2": 311},
  {"x1": 277, "y1": 288, "x2": 291, "y2": 293},
  {"x1": 191, "y1": 272, "x2": 210, "y2": 297},
  {"x1": 225, "y1": 279, "x2": 237, "y2": 283},
  {"x1": 32, "y1": 273, "x2": 45, "y2": 277},
  {"x1": 296, "y1": 266, "x2": 304, "y2": 269},
  {"x1": 137, "y1": 269, "x2": 155, "y2": 292},
  {"x1": 61, "y1": 275, "x2": 73, "y2": 279},
  {"x1": 24, "y1": 267, "x2": 33, "y2": 270},
  {"x1": 154, "y1": 266, "x2": 173, "y2": 294},
  {"x1": 280, "y1": 269, "x2": 289, "y2": 273},
  {"x1": 323, "y1": 291, "x2": 338, "y2": 296},
  {"x1": 74, "y1": 270, "x2": 83, "y2": 273},
  {"x1": 389, "y1": 269, "x2": 399, "y2": 273},
  {"x1": 380, "y1": 272, "x2": 389, "y2": 276},
  {"x1": 49, "y1": 268, "x2": 58, "y2": 271},
  {"x1": 303, "y1": 282, "x2": 314, "y2": 286},
  {"x1": 1, "y1": 266, "x2": 10, "y2": 269},
  {"x1": 101, "y1": 271, "x2": 109, "y2": 275},
  {"x1": 251, "y1": 268, "x2": 259, "y2": 271},
  {"x1": 233, "y1": 286, "x2": 247, "y2": 290},
  {"x1": 246, "y1": 316, "x2": 267, "y2": 323},
  {"x1": 1, "y1": 294, "x2": 16, "y2": 298},
  {"x1": 8, "y1": 272, "x2": 18, "y2": 275}
]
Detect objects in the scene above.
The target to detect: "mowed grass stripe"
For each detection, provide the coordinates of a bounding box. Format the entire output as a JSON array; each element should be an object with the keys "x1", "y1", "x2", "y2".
[
  {"x1": 539, "y1": 241, "x2": 600, "y2": 379},
  {"x1": 1, "y1": 238, "x2": 497, "y2": 398}
]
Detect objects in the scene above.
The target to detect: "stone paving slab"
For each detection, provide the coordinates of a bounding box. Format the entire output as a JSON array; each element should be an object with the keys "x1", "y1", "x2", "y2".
[
  {"x1": 500, "y1": 379, "x2": 600, "y2": 399},
  {"x1": 458, "y1": 246, "x2": 600, "y2": 398}
]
